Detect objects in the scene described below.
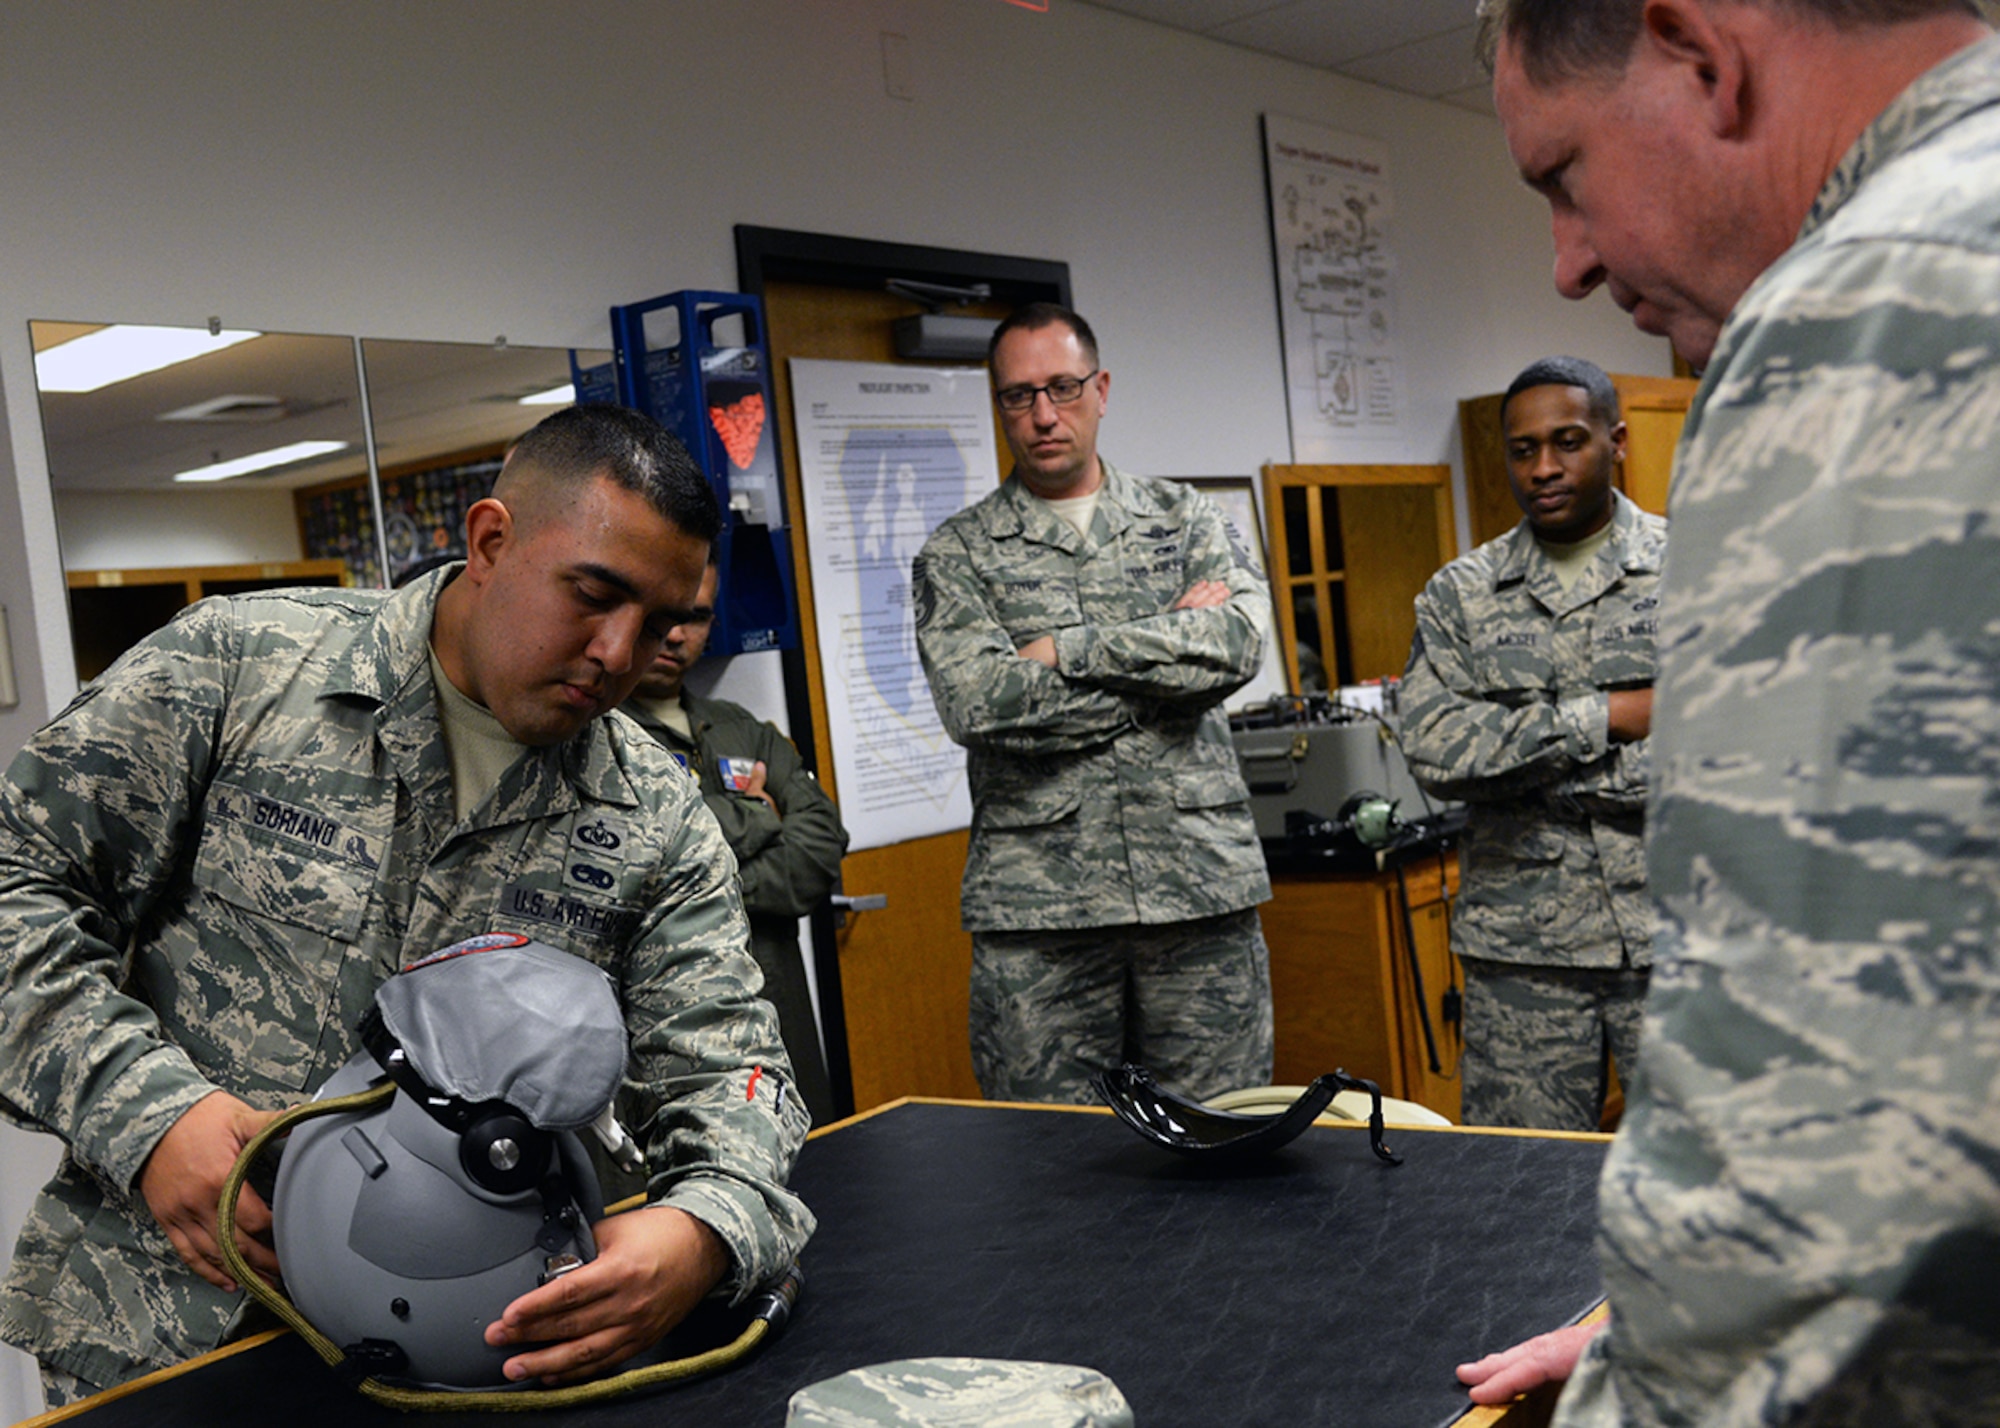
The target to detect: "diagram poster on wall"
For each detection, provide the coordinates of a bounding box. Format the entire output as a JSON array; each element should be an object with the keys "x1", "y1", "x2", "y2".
[
  {"x1": 789, "y1": 358, "x2": 998, "y2": 851},
  {"x1": 1263, "y1": 113, "x2": 1409, "y2": 461}
]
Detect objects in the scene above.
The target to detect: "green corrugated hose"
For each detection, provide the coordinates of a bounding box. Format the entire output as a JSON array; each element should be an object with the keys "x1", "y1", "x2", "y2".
[{"x1": 216, "y1": 1082, "x2": 797, "y2": 1412}]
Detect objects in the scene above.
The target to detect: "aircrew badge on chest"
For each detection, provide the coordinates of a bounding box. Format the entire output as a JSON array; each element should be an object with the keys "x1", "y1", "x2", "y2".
[
  {"x1": 566, "y1": 813, "x2": 631, "y2": 894},
  {"x1": 570, "y1": 813, "x2": 628, "y2": 859}
]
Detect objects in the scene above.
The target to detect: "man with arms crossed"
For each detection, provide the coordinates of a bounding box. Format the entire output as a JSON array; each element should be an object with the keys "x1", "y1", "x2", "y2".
[
  {"x1": 0, "y1": 405, "x2": 811, "y2": 1403},
  {"x1": 622, "y1": 555, "x2": 848, "y2": 1125},
  {"x1": 914, "y1": 303, "x2": 1274, "y2": 1104},
  {"x1": 1458, "y1": 1, "x2": 2000, "y2": 1422},
  {"x1": 1400, "y1": 355, "x2": 1664, "y2": 1131}
]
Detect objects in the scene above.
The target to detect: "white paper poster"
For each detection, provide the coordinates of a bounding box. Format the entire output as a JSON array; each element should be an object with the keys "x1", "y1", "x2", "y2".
[
  {"x1": 1264, "y1": 113, "x2": 1409, "y2": 461},
  {"x1": 789, "y1": 359, "x2": 998, "y2": 851}
]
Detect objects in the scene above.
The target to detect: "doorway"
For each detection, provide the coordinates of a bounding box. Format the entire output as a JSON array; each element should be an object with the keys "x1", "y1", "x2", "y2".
[{"x1": 735, "y1": 226, "x2": 1069, "y2": 1113}]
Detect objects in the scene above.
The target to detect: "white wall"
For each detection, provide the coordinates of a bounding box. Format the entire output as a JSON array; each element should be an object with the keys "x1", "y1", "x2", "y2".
[
  {"x1": 53, "y1": 490, "x2": 304, "y2": 573},
  {"x1": 0, "y1": 1130, "x2": 58, "y2": 1423},
  {"x1": 0, "y1": 0, "x2": 1665, "y2": 1406},
  {"x1": 0, "y1": 0, "x2": 1667, "y2": 753}
]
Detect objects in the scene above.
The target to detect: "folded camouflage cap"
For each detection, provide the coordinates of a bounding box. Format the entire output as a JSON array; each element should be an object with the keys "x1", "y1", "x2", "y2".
[{"x1": 785, "y1": 1358, "x2": 1134, "y2": 1427}]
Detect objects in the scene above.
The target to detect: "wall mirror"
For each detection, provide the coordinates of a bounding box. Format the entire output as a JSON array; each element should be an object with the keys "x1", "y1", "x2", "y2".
[{"x1": 30, "y1": 320, "x2": 607, "y2": 679}]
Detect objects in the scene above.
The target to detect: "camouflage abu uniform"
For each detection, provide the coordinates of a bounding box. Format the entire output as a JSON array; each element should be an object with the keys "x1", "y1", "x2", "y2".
[
  {"x1": 626, "y1": 690, "x2": 849, "y2": 1125},
  {"x1": 914, "y1": 460, "x2": 1274, "y2": 1103},
  {"x1": 1551, "y1": 35, "x2": 2000, "y2": 1427},
  {"x1": 1400, "y1": 490, "x2": 1665, "y2": 1130},
  {"x1": 786, "y1": 1358, "x2": 1133, "y2": 1427},
  {"x1": 0, "y1": 570, "x2": 813, "y2": 1392}
]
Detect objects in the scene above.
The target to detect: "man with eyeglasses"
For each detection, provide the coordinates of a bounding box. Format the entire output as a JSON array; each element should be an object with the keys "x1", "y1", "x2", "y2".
[{"x1": 912, "y1": 303, "x2": 1275, "y2": 1105}]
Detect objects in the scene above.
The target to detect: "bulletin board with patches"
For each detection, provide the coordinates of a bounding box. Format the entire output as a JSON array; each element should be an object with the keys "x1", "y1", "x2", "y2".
[{"x1": 295, "y1": 448, "x2": 504, "y2": 589}]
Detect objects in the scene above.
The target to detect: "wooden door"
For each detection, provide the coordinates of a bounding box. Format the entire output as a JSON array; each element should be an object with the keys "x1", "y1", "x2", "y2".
[
  {"x1": 1336, "y1": 474, "x2": 1457, "y2": 679},
  {"x1": 1260, "y1": 463, "x2": 1456, "y2": 689},
  {"x1": 763, "y1": 282, "x2": 1010, "y2": 1110},
  {"x1": 1610, "y1": 374, "x2": 1696, "y2": 517},
  {"x1": 1457, "y1": 393, "x2": 1522, "y2": 550}
]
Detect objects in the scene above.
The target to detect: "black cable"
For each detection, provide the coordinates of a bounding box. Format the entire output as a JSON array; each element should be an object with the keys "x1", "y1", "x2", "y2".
[
  {"x1": 1394, "y1": 863, "x2": 1442, "y2": 1076},
  {"x1": 1358, "y1": 691, "x2": 1464, "y2": 1083},
  {"x1": 1435, "y1": 844, "x2": 1463, "y2": 1082}
]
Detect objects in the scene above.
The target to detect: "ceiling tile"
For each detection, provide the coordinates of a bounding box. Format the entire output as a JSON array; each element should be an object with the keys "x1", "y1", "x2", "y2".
[
  {"x1": 1072, "y1": 0, "x2": 1500, "y2": 117},
  {"x1": 1207, "y1": 0, "x2": 1472, "y2": 68},
  {"x1": 1334, "y1": 24, "x2": 1485, "y2": 99},
  {"x1": 1077, "y1": 0, "x2": 1297, "y2": 30},
  {"x1": 1438, "y1": 82, "x2": 1499, "y2": 118}
]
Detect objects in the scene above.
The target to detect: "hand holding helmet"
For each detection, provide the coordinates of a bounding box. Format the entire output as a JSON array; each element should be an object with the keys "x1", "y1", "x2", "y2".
[
  {"x1": 485, "y1": 1204, "x2": 728, "y2": 1385},
  {"x1": 141, "y1": 1090, "x2": 282, "y2": 1293}
]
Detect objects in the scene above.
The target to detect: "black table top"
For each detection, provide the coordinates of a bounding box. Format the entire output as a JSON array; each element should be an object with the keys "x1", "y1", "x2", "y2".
[{"x1": 60, "y1": 1101, "x2": 1607, "y2": 1428}]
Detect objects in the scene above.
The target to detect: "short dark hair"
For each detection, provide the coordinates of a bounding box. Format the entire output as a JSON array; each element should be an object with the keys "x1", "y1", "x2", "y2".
[
  {"x1": 1475, "y1": 0, "x2": 1984, "y2": 83},
  {"x1": 1502, "y1": 356, "x2": 1622, "y2": 429},
  {"x1": 502, "y1": 404, "x2": 721, "y2": 543},
  {"x1": 987, "y1": 302, "x2": 1099, "y2": 370}
]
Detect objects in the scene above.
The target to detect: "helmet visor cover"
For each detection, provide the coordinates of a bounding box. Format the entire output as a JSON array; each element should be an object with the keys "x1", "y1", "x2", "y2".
[{"x1": 375, "y1": 933, "x2": 627, "y2": 1130}]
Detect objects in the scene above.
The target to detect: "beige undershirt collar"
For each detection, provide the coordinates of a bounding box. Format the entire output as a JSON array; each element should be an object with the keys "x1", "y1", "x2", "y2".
[
  {"x1": 1038, "y1": 487, "x2": 1101, "y2": 538},
  {"x1": 1537, "y1": 520, "x2": 1617, "y2": 593},
  {"x1": 427, "y1": 644, "x2": 527, "y2": 823},
  {"x1": 629, "y1": 693, "x2": 693, "y2": 740}
]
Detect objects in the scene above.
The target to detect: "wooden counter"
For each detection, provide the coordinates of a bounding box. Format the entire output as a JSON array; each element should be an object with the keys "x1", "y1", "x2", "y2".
[{"x1": 1261, "y1": 848, "x2": 1465, "y2": 1121}]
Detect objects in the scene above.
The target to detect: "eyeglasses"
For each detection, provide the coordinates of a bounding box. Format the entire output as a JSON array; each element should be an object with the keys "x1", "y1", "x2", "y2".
[{"x1": 994, "y1": 370, "x2": 1099, "y2": 413}]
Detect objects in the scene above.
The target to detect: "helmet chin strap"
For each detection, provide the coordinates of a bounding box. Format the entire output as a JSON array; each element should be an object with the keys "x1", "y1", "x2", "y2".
[
  {"x1": 588, "y1": 1102, "x2": 646, "y2": 1176},
  {"x1": 218, "y1": 1081, "x2": 802, "y2": 1412}
]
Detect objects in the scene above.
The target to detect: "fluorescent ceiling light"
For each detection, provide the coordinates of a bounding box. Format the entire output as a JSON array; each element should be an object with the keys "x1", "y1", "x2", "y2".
[
  {"x1": 519, "y1": 382, "x2": 575, "y2": 405},
  {"x1": 158, "y1": 394, "x2": 286, "y2": 423},
  {"x1": 36, "y1": 324, "x2": 262, "y2": 393},
  {"x1": 173, "y1": 439, "x2": 347, "y2": 484}
]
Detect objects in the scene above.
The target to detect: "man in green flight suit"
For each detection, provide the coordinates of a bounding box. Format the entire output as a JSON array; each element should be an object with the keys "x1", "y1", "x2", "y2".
[
  {"x1": 913, "y1": 303, "x2": 1275, "y2": 1105},
  {"x1": 1400, "y1": 355, "x2": 1666, "y2": 1131},
  {"x1": 0, "y1": 405, "x2": 812, "y2": 1405},
  {"x1": 621, "y1": 555, "x2": 849, "y2": 1126}
]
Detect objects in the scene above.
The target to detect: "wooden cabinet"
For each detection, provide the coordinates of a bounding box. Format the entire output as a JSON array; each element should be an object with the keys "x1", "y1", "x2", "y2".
[
  {"x1": 1261, "y1": 463, "x2": 1457, "y2": 690},
  {"x1": 66, "y1": 559, "x2": 349, "y2": 681},
  {"x1": 1459, "y1": 373, "x2": 1697, "y2": 547},
  {"x1": 1260, "y1": 852, "x2": 1464, "y2": 1122}
]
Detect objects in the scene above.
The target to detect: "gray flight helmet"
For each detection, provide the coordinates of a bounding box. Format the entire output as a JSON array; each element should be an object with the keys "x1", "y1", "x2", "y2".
[{"x1": 272, "y1": 933, "x2": 633, "y2": 1390}]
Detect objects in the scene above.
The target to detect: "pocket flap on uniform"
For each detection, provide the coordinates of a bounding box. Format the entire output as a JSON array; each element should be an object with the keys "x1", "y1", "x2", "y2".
[
  {"x1": 191, "y1": 786, "x2": 374, "y2": 939},
  {"x1": 978, "y1": 781, "x2": 1083, "y2": 829},
  {"x1": 1511, "y1": 825, "x2": 1567, "y2": 865},
  {"x1": 1173, "y1": 759, "x2": 1251, "y2": 811}
]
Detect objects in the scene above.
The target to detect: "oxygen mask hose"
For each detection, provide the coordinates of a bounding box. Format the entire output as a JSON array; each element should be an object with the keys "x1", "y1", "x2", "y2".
[{"x1": 217, "y1": 1081, "x2": 801, "y2": 1412}]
